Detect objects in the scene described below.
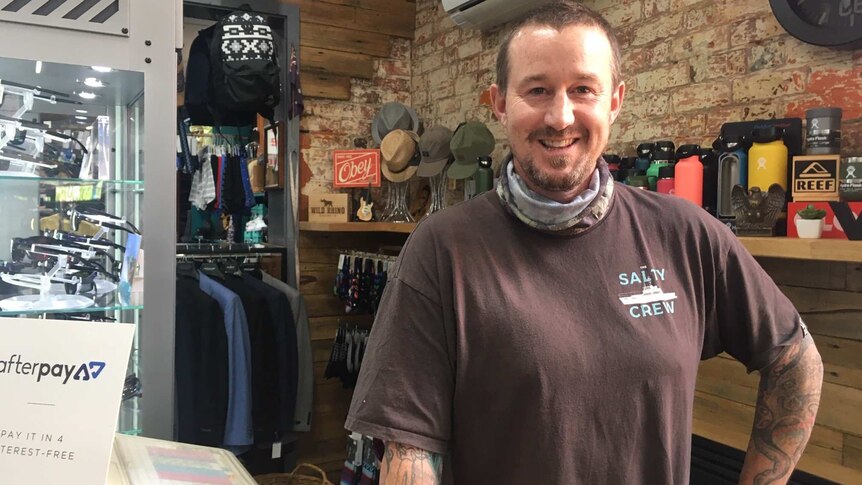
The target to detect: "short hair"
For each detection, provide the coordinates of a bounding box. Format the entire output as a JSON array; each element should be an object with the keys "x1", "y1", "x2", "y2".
[{"x1": 495, "y1": 1, "x2": 622, "y2": 94}]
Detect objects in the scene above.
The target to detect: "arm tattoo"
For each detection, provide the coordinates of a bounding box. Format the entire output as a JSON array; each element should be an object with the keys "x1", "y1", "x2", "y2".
[
  {"x1": 746, "y1": 335, "x2": 823, "y2": 485},
  {"x1": 382, "y1": 443, "x2": 442, "y2": 485}
]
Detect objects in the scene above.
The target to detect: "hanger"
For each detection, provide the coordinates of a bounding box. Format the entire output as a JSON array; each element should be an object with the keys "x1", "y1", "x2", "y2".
[
  {"x1": 176, "y1": 260, "x2": 199, "y2": 281},
  {"x1": 219, "y1": 258, "x2": 242, "y2": 277},
  {"x1": 200, "y1": 260, "x2": 225, "y2": 281}
]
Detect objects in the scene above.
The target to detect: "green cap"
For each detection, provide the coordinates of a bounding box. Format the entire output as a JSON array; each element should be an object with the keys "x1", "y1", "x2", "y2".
[{"x1": 447, "y1": 122, "x2": 495, "y2": 180}]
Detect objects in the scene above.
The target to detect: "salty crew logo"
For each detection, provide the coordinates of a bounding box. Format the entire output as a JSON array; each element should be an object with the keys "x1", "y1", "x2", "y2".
[
  {"x1": 0, "y1": 354, "x2": 106, "y2": 384},
  {"x1": 617, "y1": 265, "x2": 679, "y2": 319}
]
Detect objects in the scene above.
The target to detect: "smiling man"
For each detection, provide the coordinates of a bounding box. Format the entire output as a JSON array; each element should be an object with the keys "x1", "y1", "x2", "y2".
[{"x1": 345, "y1": 2, "x2": 822, "y2": 484}]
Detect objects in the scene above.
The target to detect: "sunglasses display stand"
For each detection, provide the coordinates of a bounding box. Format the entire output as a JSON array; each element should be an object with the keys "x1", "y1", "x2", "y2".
[{"x1": 0, "y1": 257, "x2": 95, "y2": 312}]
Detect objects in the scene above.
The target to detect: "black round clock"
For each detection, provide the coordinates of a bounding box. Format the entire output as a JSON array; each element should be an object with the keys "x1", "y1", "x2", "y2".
[{"x1": 769, "y1": 0, "x2": 862, "y2": 47}]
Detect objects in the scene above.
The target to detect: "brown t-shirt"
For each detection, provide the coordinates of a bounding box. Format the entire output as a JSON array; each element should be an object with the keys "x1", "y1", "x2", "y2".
[{"x1": 345, "y1": 184, "x2": 803, "y2": 484}]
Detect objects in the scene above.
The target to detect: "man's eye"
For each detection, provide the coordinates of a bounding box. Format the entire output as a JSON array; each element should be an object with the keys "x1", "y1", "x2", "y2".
[
  {"x1": 528, "y1": 87, "x2": 547, "y2": 96},
  {"x1": 573, "y1": 86, "x2": 593, "y2": 94}
]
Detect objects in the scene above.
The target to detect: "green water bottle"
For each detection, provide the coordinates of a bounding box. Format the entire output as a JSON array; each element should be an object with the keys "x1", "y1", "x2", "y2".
[{"x1": 475, "y1": 156, "x2": 494, "y2": 194}]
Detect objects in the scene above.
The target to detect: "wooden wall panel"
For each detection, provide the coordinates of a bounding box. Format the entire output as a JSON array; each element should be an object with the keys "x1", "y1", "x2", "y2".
[
  {"x1": 288, "y1": 0, "x2": 415, "y2": 38},
  {"x1": 282, "y1": 0, "x2": 416, "y2": 100},
  {"x1": 301, "y1": 46, "x2": 375, "y2": 79},
  {"x1": 300, "y1": 22, "x2": 392, "y2": 58},
  {"x1": 296, "y1": 230, "x2": 409, "y2": 477},
  {"x1": 302, "y1": 72, "x2": 352, "y2": 101},
  {"x1": 693, "y1": 258, "x2": 862, "y2": 482}
]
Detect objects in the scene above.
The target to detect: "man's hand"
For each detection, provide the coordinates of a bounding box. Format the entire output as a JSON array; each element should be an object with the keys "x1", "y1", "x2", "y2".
[
  {"x1": 739, "y1": 333, "x2": 823, "y2": 485},
  {"x1": 380, "y1": 442, "x2": 443, "y2": 485}
]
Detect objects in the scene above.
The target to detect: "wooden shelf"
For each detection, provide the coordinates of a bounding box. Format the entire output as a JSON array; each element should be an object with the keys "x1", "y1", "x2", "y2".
[
  {"x1": 738, "y1": 237, "x2": 862, "y2": 263},
  {"x1": 299, "y1": 222, "x2": 861, "y2": 262},
  {"x1": 300, "y1": 221, "x2": 417, "y2": 234}
]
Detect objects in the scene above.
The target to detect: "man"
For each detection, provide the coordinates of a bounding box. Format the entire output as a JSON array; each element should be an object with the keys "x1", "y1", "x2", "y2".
[{"x1": 345, "y1": 2, "x2": 823, "y2": 484}]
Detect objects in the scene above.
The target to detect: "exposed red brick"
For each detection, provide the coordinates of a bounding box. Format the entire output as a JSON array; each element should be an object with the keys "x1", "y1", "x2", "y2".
[
  {"x1": 479, "y1": 88, "x2": 492, "y2": 108},
  {"x1": 789, "y1": 65, "x2": 862, "y2": 120}
]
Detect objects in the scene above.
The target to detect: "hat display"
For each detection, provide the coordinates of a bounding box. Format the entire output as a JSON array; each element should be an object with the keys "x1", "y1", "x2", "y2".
[
  {"x1": 372, "y1": 102, "x2": 421, "y2": 145},
  {"x1": 380, "y1": 130, "x2": 420, "y2": 183},
  {"x1": 417, "y1": 126, "x2": 453, "y2": 177},
  {"x1": 447, "y1": 121, "x2": 495, "y2": 180}
]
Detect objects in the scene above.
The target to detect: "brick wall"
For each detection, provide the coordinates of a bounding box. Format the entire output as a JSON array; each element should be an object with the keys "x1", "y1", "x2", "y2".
[
  {"x1": 411, "y1": 0, "x2": 862, "y2": 163},
  {"x1": 299, "y1": 38, "x2": 411, "y2": 219}
]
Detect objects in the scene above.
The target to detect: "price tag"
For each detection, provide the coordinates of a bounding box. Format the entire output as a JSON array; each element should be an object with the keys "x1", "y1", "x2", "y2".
[{"x1": 272, "y1": 441, "x2": 282, "y2": 459}]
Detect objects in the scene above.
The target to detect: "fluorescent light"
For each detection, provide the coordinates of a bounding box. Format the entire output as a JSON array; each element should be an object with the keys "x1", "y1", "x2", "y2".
[
  {"x1": 91, "y1": 66, "x2": 112, "y2": 73},
  {"x1": 83, "y1": 77, "x2": 104, "y2": 88},
  {"x1": 75, "y1": 116, "x2": 87, "y2": 120},
  {"x1": 35, "y1": 61, "x2": 42, "y2": 74},
  {"x1": 75, "y1": 109, "x2": 87, "y2": 114},
  {"x1": 76, "y1": 121, "x2": 87, "y2": 125},
  {"x1": 78, "y1": 91, "x2": 97, "y2": 100}
]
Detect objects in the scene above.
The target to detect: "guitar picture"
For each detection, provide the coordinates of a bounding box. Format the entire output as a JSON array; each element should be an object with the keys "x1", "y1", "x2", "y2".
[{"x1": 356, "y1": 197, "x2": 374, "y2": 222}]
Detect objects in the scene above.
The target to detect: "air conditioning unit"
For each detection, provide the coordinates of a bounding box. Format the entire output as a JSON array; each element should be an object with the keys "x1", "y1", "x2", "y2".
[{"x1": 441, "y1": 0, "x2": 553, "y2": 31}]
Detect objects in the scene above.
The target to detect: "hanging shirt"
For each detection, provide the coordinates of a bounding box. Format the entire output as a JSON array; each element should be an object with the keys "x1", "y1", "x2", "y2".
[
  {"x1": 219, "y1": 274, "x2": 280, "y2": 442},
  {"x1": 189, "y1": 154, "x2": 217, "y2": 210},
  {"x1": 242, "y1": 273, "x2": 298, "y2": 435},
  {"x1": 199, "y1": 273, "x2": 254, "y2": 450},
  {"x1": 175, "y1": 275, "x2": 228, "y2": 447},
  {"x1": 262, "y1": 271, "x2": 314, "y2": 432}
]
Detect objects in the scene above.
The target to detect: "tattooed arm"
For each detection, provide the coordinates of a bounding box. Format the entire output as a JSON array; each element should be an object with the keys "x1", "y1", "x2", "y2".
[
  {"x1": 738, "y1": 334, "x2": 823, "y2": 485},
  {"x1": 380, "y1": 442, "x2": 443, "y2": 485}
]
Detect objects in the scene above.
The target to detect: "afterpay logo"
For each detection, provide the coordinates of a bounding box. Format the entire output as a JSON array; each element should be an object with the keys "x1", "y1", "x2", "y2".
[{"x1": 0, "y1": 354, "x2": 106, "y2": 384}]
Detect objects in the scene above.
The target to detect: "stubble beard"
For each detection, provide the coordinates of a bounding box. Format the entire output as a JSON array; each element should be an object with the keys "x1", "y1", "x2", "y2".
[{"x1": 515, "y1": 148, "x2": 596, "y2": 193}]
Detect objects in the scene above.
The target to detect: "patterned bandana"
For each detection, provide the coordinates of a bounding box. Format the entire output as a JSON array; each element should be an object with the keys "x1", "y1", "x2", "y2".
[{"x1": 496, "y1": 154, "x2": 615, "y2": 235}]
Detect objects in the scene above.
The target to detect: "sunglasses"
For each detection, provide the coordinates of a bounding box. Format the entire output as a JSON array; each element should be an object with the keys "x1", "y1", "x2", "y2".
[
  {"x1": 50, "y1": 231, "x2": 126, "y2": 253},
  {"x1": 69, "y1": 206, "x2": 141, "y2": 236}
]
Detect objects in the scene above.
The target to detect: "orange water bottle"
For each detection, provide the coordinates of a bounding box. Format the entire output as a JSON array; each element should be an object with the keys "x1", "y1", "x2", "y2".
[
  {"x1": 674, "y1": 144, "x2": 703, "y2": 206},
  {"x1": 748, "y1": 127, "x2": 789, "y2": 191}
]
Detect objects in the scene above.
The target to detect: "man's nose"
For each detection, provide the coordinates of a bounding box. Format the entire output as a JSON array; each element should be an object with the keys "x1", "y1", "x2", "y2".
[{"x1": 544, "y1": 92, "x2": 576, "y2": 132}]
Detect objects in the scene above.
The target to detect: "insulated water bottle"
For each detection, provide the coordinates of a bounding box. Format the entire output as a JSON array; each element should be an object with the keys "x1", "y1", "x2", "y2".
[
  {"x1": 656, "y1": 165, "x2": 675, "y2": 194},
  {"x1": 475, "y1": 156, "x2": 494, "y2": 194},
  {"x1": 674, "y1": 144, "x2": 703, "y2": 206},
  {"x1": 701, "y1": 146, "x2": 718, "y2": 216},
  {"x1": 647, "y1": 145, "x2": 674, "y2": 191},
  {"x1": 635, "y1": 143, "x2": 654, "y2": 173},
  {"x1": 748, "y1": 127, "x2": 789, "y2": 191},
  {"x1": 717, "y1": 135, "x2": 749, "y2": 217}
]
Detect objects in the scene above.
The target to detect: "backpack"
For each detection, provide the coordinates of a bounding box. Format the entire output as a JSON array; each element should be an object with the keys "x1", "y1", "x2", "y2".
[{"x1": 209, "y1": 11, "x2": 281, "y2": 128}]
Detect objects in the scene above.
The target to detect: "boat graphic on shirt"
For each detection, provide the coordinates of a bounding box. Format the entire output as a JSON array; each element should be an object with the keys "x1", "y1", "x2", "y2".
[{"x1": 618, "y1": 282, "x2": 678, "y2": 305}]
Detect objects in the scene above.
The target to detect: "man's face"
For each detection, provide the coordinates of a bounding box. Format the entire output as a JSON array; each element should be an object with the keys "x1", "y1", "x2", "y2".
[{"x1": 491, "y1": 24, "x2": 625, "y2": 200}]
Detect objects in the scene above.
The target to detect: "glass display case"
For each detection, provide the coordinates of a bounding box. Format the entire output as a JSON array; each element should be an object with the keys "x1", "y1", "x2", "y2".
[{"x1": 0, "y1": 58, "x2": 145, "y2": 434}]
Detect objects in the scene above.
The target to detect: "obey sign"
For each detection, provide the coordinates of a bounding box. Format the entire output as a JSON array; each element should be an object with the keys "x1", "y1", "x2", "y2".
[{"x1": 333, "y1": 150, "x2": 381, "y2": 188}]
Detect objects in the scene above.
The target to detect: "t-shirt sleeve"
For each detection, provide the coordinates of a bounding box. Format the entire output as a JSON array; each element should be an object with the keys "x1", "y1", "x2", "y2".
[
  {"x1": 701, "y1": 227, "x2": 805, "y2": 373},
  {"x1": 345, "y1": 225, "x2": 454, "y2": 454}
]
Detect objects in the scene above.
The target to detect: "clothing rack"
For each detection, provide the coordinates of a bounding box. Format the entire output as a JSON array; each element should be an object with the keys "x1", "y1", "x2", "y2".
[{"x1": 176, "y1": 243, "x2": 288, "y2": 282}]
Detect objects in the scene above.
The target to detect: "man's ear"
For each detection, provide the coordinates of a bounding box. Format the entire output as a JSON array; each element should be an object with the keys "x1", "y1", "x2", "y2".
[
  {"x1": 490, "y1": 83, "x2": 507, "y2": 127},
  {"x1": 609, "y1": 81, "x2": 625, "y2": 125}
]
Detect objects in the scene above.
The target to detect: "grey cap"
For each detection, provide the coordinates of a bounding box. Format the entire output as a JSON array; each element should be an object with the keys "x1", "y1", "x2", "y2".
[
  {"x1": 372, "y1": 102, "x2": 421, "y2": 145},
  {"x1": 417, "y1": 125, "x2": 453, "y2": 177}
]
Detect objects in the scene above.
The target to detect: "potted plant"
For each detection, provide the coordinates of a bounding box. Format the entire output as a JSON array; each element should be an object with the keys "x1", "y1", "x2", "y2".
[{"x1": 796, "y1": 204, "x2": 827, "y2": 239}]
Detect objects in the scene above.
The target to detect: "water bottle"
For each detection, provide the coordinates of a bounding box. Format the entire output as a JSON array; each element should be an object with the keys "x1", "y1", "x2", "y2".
[
  {"x1": 604, "y1": 154, "x2": 622, "y2": 181},
  {"x1": 748, "y1": 126, "x2": 789, "y2": 191},
  {"x1": 647, "y1": 143, "x2": 674, "y2": 191},
  {"x1": 675, "y1": 144, "x2": 703, "y2": 206},
  {"x1": 635, "y1": 143, "x2": 654, "y2": 173},
  {"x1": 717, "y1": 135, "x2": 749, "y2": 217},
  {"x1": 701, "y1": 146, "x2": 719, "y2": 216},
  {"x1": 475, "y1": 156, "x2": 494, "y2": 194},
  {"x1": 656, "y1": 165, "x2": 675, "y2": 194}
]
